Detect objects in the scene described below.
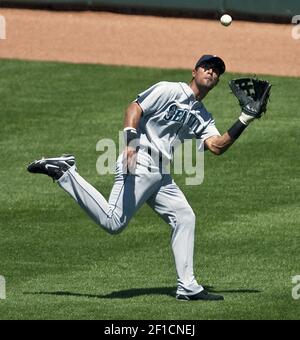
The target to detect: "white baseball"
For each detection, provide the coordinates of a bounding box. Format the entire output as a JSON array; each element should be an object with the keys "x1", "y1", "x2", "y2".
[{"x1": 220, "y1": 14, "x2": 232, "y2": 27}]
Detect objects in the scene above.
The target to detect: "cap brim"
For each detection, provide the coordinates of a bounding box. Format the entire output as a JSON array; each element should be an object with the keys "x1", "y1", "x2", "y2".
[
  {"x1": 197, "y1": 56, "x2": 226, "y2": 75},
  {"x1": 209, "y1": 57, "x2": 226, "y2": 75}
]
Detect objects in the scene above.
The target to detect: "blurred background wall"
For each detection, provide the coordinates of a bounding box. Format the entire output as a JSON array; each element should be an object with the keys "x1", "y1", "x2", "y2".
[{"x1": 0, "y1": 0, "x2": 299, "y2": 23}]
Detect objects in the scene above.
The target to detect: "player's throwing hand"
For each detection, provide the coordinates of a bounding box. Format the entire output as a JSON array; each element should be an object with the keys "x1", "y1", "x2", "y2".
[{"x1": 123, "y1": 146, "x2": 138, "y2": 174}]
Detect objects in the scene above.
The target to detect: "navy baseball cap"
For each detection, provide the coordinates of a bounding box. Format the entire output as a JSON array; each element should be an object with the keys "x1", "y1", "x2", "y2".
[{"x1": 195, "y1": 55, "x2": 226, "y2": 75}]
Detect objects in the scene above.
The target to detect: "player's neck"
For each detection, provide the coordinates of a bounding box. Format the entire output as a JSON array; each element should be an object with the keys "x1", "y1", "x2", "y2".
[{"x1": 189, "y1": 82, "x2": 210, "y2": 101}]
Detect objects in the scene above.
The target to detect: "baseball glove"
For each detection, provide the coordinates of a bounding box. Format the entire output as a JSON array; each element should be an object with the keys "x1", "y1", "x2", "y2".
[{"x1": 229, "y1": 78, "x2": 272, "y2": 118}]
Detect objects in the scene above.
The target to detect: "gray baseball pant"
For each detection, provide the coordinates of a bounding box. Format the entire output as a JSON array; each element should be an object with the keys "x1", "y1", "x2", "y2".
[{"x1": 58, "y1": 150, "x2": 203, "y2": 296}]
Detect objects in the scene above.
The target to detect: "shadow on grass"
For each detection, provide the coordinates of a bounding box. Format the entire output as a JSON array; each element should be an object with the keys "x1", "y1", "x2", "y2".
[
  {"x1": 24, "y1": 287, "x2": 175, "y2": 299},
  {"x1": 24, "y1": 286, "x2": 261, "y2": 299}
]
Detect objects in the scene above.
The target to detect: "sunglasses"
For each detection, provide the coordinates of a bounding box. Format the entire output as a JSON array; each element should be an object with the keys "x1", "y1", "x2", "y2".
[{"x1": 198, "y1": 62, "x2": 220, "y2": 76}]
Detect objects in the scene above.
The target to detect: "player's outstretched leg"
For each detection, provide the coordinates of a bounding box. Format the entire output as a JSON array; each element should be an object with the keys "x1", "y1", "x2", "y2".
[
  {"x1": 27, "y1": 153, "x2": 163, "y2": 236},
  {"x1": 27, "y1": 154, "x2": 120, "y2": 233},
  {"x1": 27, "y1": 154, "x2": 76, "y2": 181}
]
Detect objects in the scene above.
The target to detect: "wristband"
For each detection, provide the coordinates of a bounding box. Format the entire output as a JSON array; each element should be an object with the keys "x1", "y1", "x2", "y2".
[
  {"x1": 123, "y1": 127, "x2": 139, "y2": 150},
  {"x1": 239, "y1": 112, "x2": 255, "y2": 125},
  {"x1": 227, "y1": 120, "x2": 248, "y2": 140}
]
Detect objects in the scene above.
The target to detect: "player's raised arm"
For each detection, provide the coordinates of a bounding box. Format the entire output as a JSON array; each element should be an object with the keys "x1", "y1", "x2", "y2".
[
  {"x1": 205, "y1": 77, "x2": 272, "y2": 156},
  {"x1": 205, "y1": 114, "x2": 250, "y2": 155},
  {"x1": 205, "y1": 132, "x2": 235, "y2": 155}
]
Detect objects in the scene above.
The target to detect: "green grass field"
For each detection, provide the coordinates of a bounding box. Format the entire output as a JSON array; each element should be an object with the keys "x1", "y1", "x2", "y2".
[{"x1": 0, "y1": 59, "x2": 299, "y2": 320}]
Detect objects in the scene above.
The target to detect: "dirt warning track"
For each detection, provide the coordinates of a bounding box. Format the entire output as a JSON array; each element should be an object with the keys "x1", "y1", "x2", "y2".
[{"x1": 0, "y1": 9, "x2": 299, "y2": 76}]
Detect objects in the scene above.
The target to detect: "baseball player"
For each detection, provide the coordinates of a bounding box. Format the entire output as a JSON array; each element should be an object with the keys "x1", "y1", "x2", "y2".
[{"x1": 28, "y1": 55, "x2": 270, "y2": 301}]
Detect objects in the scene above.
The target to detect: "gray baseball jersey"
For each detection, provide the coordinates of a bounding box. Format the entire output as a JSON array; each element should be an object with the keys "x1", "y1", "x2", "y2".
[
  {"x1": 136, "y1": 81, "x2": 220, "y2": 160},
  {"x1": 58, "y1": 81, "x2": 221, "y2": 297}
]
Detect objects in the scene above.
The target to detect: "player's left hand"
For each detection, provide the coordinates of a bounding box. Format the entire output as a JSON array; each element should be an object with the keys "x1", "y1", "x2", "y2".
[
  {"x1": 229, "y1": 77, "x2": 272, "y2": 123},
  {"x1": 122, "y1": 146, "x2": 138, "y2": 174}
]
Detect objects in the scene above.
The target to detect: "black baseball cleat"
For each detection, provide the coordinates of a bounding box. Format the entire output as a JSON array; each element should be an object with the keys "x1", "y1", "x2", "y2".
[
  {"x1": 176, "y1": 290, "x2": 224, "y2": 301},
  {"x1": 27, "y1": 154, "x2": 76, "y2": 181}
]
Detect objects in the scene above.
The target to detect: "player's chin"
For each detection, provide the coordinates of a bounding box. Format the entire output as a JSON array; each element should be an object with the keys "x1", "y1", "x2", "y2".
[{"x1": 203, "y1": 80, "x2": 216, "y2": 90}]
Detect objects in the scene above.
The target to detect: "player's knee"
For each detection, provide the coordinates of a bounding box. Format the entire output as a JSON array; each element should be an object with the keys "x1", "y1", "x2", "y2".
[
  {"x1": 106, "y1": 227, "x2": 122, "y2": 235},
  {"x1": 171, "y1": 207, "x2": 195, "y2": 231},
  {"x1": 181, "y1": 208, "x2": 196, "y2": 228},
  {"x1": 105, "y1": 216, "x2": 128, "y2": 235}
]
